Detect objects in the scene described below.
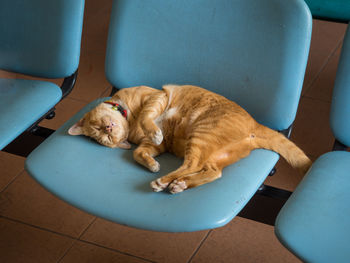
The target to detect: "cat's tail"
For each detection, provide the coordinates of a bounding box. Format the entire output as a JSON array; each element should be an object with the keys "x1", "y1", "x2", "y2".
[{"x1": 252, "y1": 124, "x2": 312, "y2": 175}]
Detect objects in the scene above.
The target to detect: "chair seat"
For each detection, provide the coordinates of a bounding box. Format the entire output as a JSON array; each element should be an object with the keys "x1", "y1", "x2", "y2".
[
  {"x1": 275, "y1": 151, "x2": 350, "y2": 263},
  {"x1": 26, "y1": 98, "x2": 279, "y2": 232},
  {"x1": 0, "y1": 78, "x2": 62, "y2": 150}
]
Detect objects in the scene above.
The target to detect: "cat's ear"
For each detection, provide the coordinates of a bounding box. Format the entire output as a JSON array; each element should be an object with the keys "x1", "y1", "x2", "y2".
[
  {"x1": 118, "y1": 140, "x2": 131, "y2": 149},
  {"x1": 68, "y1": 119, "x2": 85, "y2": 135}
]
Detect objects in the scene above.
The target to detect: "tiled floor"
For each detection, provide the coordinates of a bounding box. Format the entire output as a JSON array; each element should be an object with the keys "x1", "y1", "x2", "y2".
[{"x1": 0, "y1": 1, "x2": 348, "y2": 262}]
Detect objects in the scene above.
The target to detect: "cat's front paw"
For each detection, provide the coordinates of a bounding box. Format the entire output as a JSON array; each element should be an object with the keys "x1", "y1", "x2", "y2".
[
  {"x1": 168, "y1": 180, "x2": 188, "y2": 194},
  {"x1": 151, "y1": 129, "x2": 163, "y2": 145},
  {"x1": 149, "y1": 161, "x2": 160, "y2": 173}
]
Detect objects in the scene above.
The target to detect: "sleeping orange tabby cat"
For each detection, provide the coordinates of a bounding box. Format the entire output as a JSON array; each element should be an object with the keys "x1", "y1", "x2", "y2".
[{"x1": 68, "y1": 85, "x2": 312, "y2": 194}]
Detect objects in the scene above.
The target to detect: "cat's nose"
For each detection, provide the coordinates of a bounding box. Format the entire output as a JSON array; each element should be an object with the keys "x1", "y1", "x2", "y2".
[{"x1": 105, "y1": 125, "x2": 113, "y2": 133}]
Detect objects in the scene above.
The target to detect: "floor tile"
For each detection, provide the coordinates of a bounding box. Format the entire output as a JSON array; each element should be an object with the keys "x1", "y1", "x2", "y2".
[
  {"x1": 0, "y1": 171, "x2": 95, "y2": 238},
  {"x1": 0, "y1": 217, "x2": 74, "y2": 263},
  {"x1": 290, "y1": 97, "x2": 334, "y2": 157},
  {"x1": 40, "y1": 97, "x2": 88, "y2": 130},
  {"x1": 81, "y1": 218, "x2": 208, "y2": 263},
  {"x1": 191, "y1": 217, "x2": 300, "y2": 263},
  {"x1": 68, "y1": 51, "x2": 111, "y2": 102},
  {"x1": 303, "y1": 20, "x2": 346, "y2": 92},
  {"x1": 264, "y1": 158, "x2": 303, "y2": 192},
  {"x1": 81, "y1": 0, "x2": 113, "y2": 53},
  {"x1": 304, "y1": 45, "x2": 342, "y2": 102},
  {"x1": 61, "y1": 241, "x2": 150, "y2": 263},
  {"x1": 264, "y1": 154, "x2": 317, "y2": 191},
  {"x1": 100, "y1": 86, "x2": 113, "y2": 97},
  {"x1": 0, "y1": 151, "x2": 25, "y2": 192}
]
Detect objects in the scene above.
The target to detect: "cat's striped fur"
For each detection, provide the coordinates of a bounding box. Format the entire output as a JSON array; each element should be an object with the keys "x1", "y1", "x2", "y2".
[{"x1": 69, "y1": 85, "x2": 312, "y2": 193}]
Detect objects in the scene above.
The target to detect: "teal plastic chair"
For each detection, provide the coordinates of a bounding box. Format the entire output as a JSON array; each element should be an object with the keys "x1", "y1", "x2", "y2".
[
  {"x1": 0, "y1": 0, "x2": 85, "y2": 150},
  {"x1": 304, "y1": 0, "x2": 350, "y2": 22},
  {"x1": 26, "y1": 0, "x2": 312, "y2": 232},
  {"x1": 275, "y1": 4, "x2": 350, "y2": 261}
]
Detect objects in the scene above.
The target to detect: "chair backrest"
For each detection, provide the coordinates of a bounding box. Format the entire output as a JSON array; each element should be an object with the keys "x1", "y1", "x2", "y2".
[
  {"x1": 330, "y1": 25, "x2": 350, "y2": 148},
  {"x1": 304, "y1": 0, "x2": 350, "y2": 148},
  {"x1": 304, "y1": 0, "x2": 350, "y2": 22},
  {"x1": 0, "y1": 0, "x2": 85, "y2": 79},
  {"x1": 105, "y1": 0, "x2": 312, "y2": 131}
]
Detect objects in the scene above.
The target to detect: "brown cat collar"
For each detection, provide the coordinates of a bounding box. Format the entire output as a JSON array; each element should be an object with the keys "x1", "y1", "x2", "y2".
[{"x1": 104, "y1": 100, "x2": 127, "y2": 118}]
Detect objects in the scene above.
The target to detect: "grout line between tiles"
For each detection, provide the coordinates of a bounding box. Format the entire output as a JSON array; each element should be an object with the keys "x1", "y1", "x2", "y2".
[
  {"x1": 77, "y1": 238, "x2": 157, "y2": 263},
  {"x1": 56, "y1": 217, "x2": 98, "y2": 263},
  {"x1": 0, "y1": 169, "x2": 24, "y2": 195},
  {"x1": 303, "y1": 38, "x2": 344, "y2": 96},
  {"x1": 302, "y1": 94, "x2": 331, "y2": 103},
  {"x1": 78, "y1": 217, "x2": 98, "y2": 237},
  {"x1": 187, "y1": 230, "x2": 212, "y2": 263},
  {"x1": 1, "y1": 213, "x2": 152, "y2": 263},
  {"x1": 300, "y1": 95, "x2": 333, "y2": 104},
  {"x1": 0, "y1": 214, "x2": 77, "y2": 240}
]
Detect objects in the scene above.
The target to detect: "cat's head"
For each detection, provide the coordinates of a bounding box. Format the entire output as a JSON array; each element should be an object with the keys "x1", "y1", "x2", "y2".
[{"x1": 68, "y1": 103, "x2": 131, "y2": 149}]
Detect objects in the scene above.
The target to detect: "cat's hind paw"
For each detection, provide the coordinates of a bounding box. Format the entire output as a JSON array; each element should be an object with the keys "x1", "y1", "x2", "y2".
[
  {"x1": 150, "y1": 178, "x2": 168, "y2": 192},
  {"x1": 168, "y1": 180, "x2": 187, "y2": 194}
]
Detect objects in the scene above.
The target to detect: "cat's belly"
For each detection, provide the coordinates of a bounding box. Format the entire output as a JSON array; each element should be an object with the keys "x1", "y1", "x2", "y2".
[
  {"x1": 170, "y1": 137, "x2": 186, "y2": 157},
  {"x1": 161, "y1": 115, "x2": 188, "y2": 157}
]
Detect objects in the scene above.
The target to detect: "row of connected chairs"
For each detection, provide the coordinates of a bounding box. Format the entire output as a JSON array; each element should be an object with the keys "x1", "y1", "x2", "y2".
[
  {"x1": 275, "y1": 1, "x2": 350, "y2": 262},
  {"x1": 1, "y1": 0, "x2": 348, "y2": 261},
  {"x1": 24, "y1": 0, "x2": 312, "y2": 232}
]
